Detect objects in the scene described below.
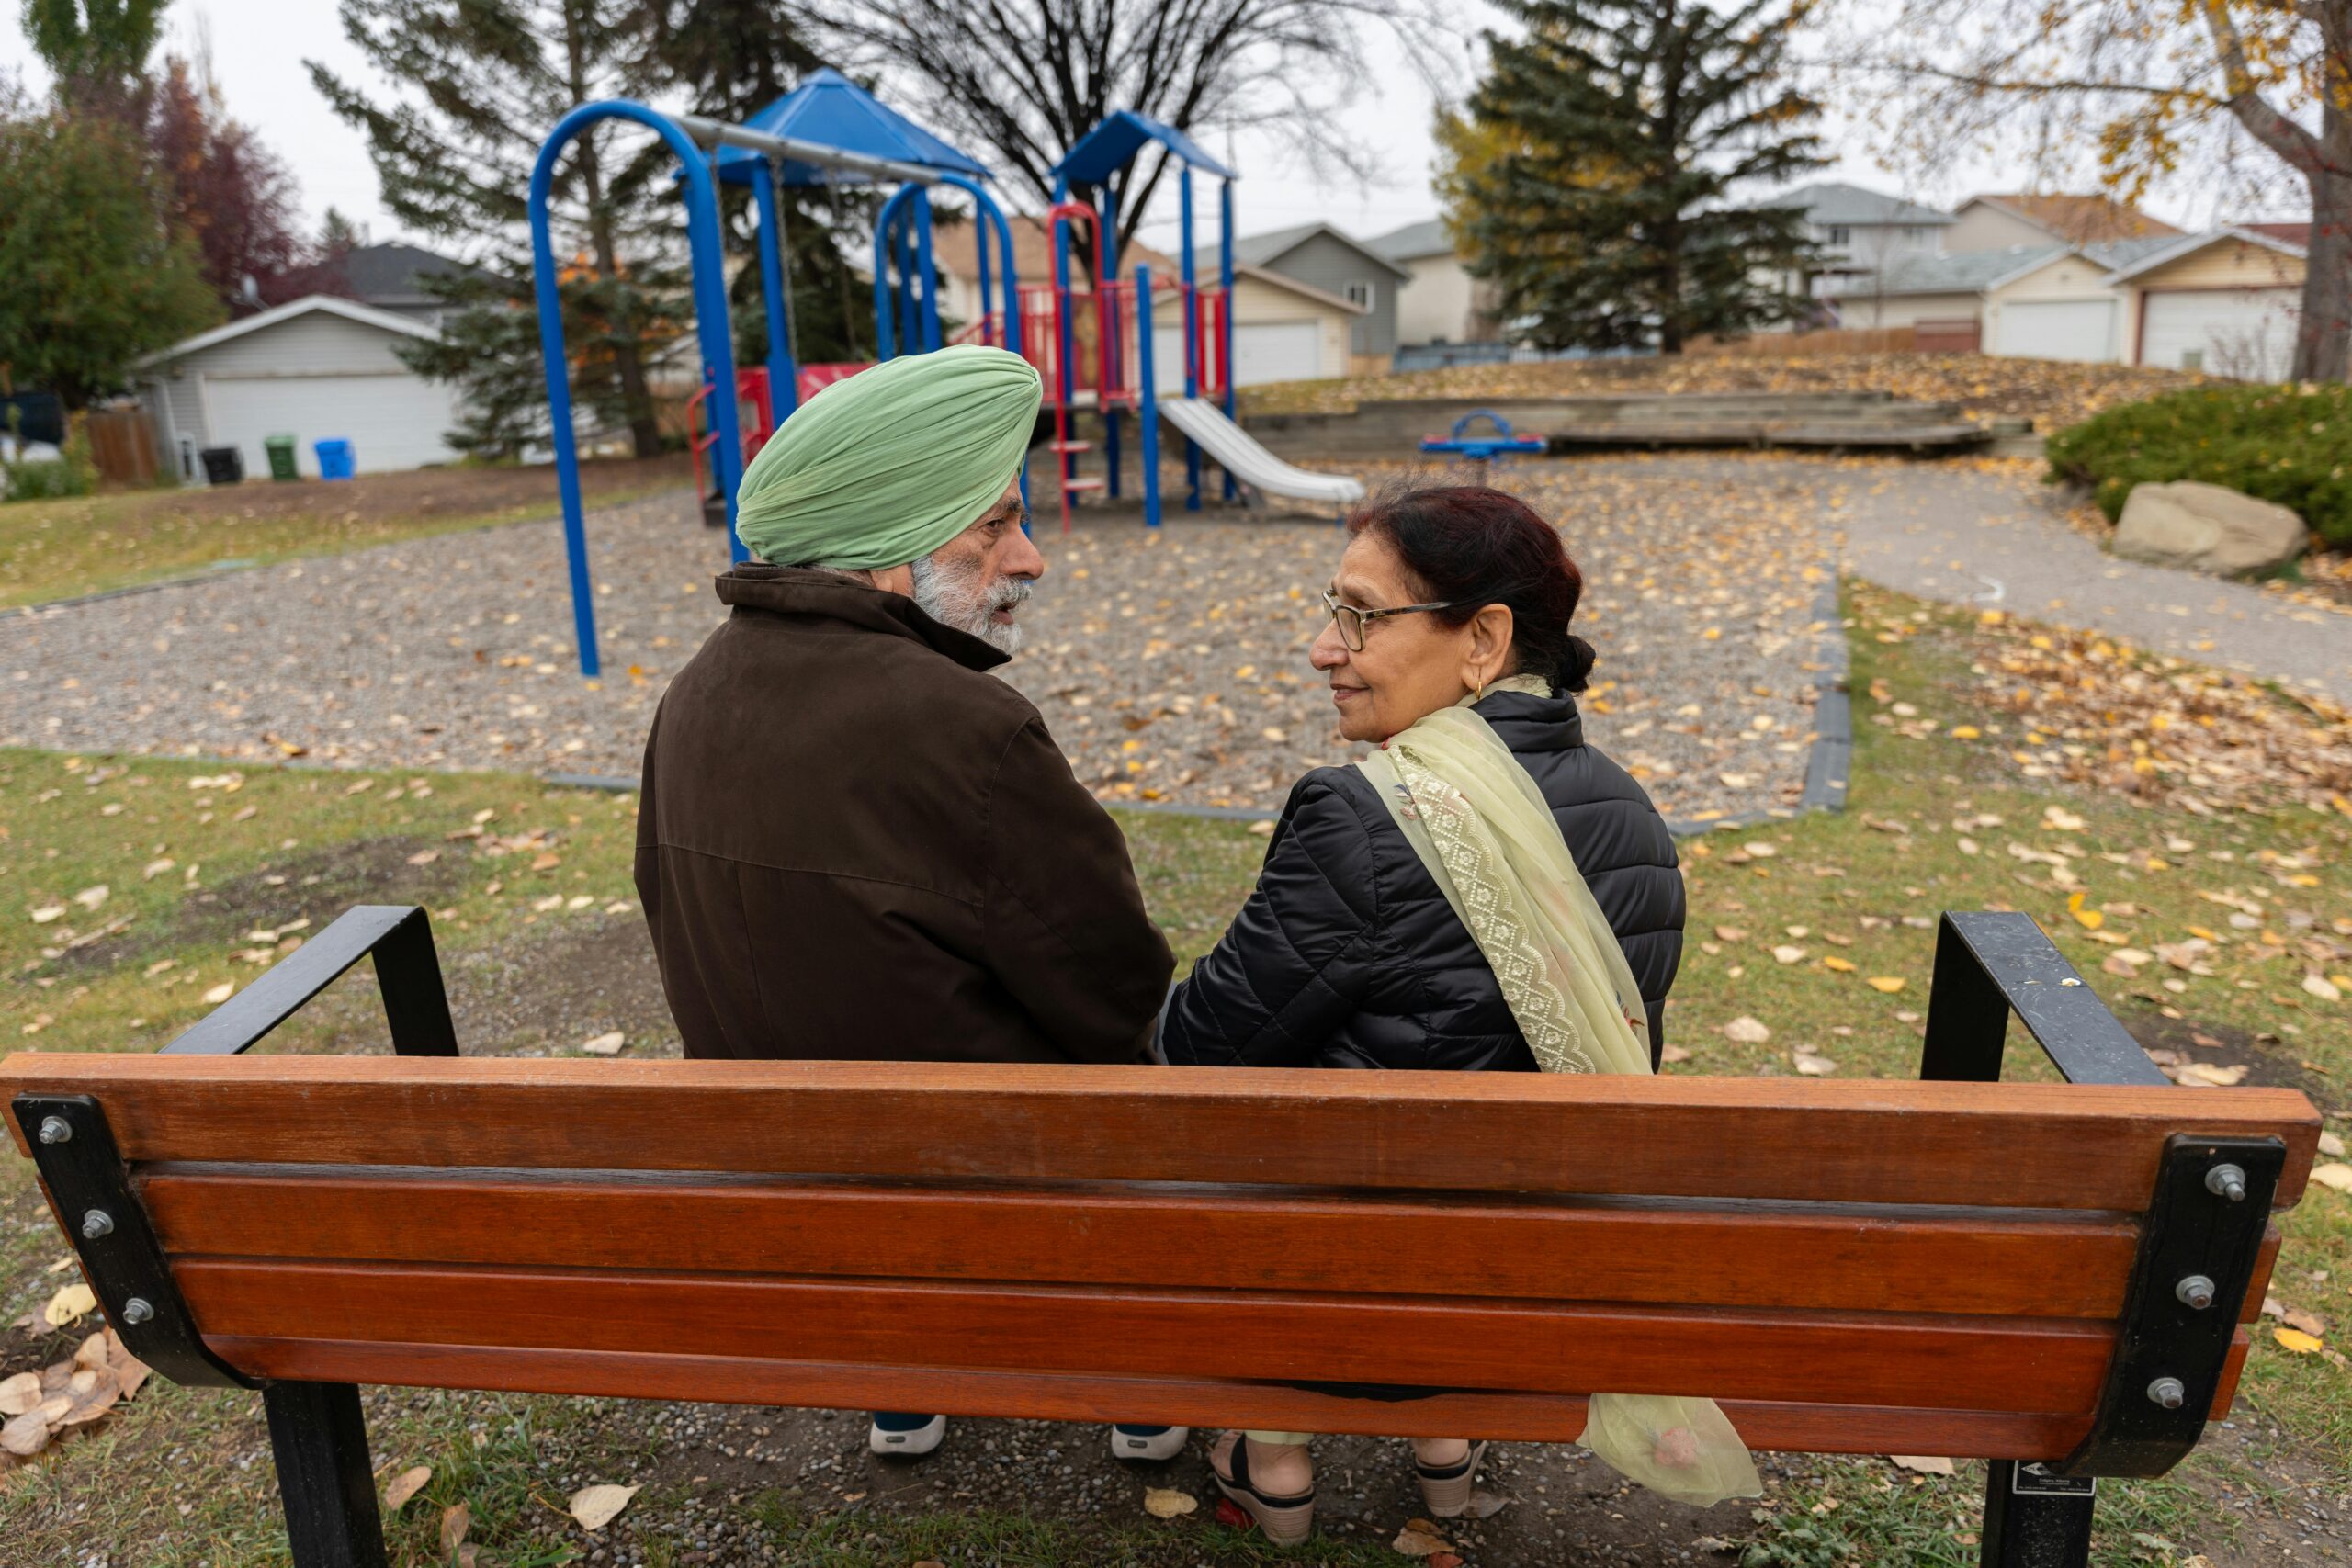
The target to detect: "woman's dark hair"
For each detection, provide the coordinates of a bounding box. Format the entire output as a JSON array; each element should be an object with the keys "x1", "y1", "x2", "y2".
[{"x1": 1343, "y1": 482, "x2": 1596, "y2": 693}]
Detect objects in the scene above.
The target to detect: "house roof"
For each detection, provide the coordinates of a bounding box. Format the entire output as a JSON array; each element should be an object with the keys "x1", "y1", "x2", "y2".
[
  {"x1": 1765, "y1": 181, "x2": 1953, "y2": 228},
  {"x1": 341, "y1": 241, "x2": 492, "y2": 305},
  {"x1": 1369, "y1": 218, "x2": 1456, "y2": 262},
  {"x1": 713, "y1": 68, "x2": 989, "y2": 188},
  {"x1": 1052, "y1": 110, "x2": 1232, "y2": 185},
  {"x1": 928, "y1": 213, "x2": 1176, "y2": 285},
  {"x1": 130, "y1": 294, "x2": 438, "y2": 367},
  {"x1": 1818, "y1": 243, "x2": 2064, "y2": 298},
  {"x1": 2240, "y1": 220, "x2": 2312, "y2": 248},
  {"x1": 1958, "y1": 193, "x2": 2182, "y2": 244},
  {"x1": 1218, "y1": 221, "x2": 1412, "y2": 278},
  {"x1": 2100, "y1": 224, "x2": 2309, "y2": 284}
]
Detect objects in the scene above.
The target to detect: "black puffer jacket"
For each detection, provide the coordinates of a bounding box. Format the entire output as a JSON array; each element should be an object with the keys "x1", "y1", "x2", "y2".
[{"x1": 1160, "y1": 687, "x2": 1683, "y2": 1072}]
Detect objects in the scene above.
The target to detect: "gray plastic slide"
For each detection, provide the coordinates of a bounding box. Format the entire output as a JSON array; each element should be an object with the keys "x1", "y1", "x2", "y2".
[{"x1": 1159, "y1": 398, "x2": 1365, "y2": 505}]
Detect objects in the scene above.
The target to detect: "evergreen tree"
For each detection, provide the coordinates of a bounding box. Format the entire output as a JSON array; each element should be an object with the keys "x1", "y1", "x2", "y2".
[
  {"x1": 1451, "y1": 0, "x2": 1827, "y2": 354},
  {"x1": 626, "y1": 0, "x2": 876, "y2": 365},
  {"x1": 309, "y1": 0, "x2": 684, "y2": 459}
]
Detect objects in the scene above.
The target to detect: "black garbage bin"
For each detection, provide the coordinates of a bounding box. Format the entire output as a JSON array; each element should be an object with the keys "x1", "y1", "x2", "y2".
[{"x1": 199, "y1": 446, "x2": 244, "y2": 486}]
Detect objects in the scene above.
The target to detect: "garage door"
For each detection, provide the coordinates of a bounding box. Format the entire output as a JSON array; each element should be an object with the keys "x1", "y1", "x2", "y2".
[
  {"x1": 1991, "y1": 299, "x2": 2116, "y2": 363},
  {"x1": 2141, "y1": 289, "x2": 2301, "y2": 380},
  {"x1": 205, "y1": 373, "x2": 460, "y2": 477},
  {"x1": 1154, "y1": 320, "x2": 1326, "y2": 392}
]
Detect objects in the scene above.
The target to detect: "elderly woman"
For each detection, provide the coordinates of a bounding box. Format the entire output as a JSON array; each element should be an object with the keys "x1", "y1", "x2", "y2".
[{"x1": 1159, "y1": 483, "x2": 1756, "y2": 1542}]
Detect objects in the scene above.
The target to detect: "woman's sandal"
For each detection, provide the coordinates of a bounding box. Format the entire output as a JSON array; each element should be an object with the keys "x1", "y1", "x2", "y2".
[
  {"x1": 1208, "y1": 1433, "x2": 1316, "y2": 1545},
  {"x1": 1414, "y1": 1439, "x2": 1488, "y2": 1517}
]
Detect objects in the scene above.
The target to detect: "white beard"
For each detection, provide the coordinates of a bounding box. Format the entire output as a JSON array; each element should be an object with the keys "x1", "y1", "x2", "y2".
[{"x1": 910, "y1": 552, "x2": 1033, "y2": 654}]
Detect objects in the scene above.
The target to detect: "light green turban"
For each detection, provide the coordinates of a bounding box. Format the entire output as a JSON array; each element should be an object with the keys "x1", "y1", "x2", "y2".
[{"x1": 732, "y1": 344, "x2": 1041, "y2": 570}]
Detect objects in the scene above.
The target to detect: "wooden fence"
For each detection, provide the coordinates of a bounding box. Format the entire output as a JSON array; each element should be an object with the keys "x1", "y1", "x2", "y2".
[{"x1": 83, "y1": 408, "x2": 163, "y2": 486}]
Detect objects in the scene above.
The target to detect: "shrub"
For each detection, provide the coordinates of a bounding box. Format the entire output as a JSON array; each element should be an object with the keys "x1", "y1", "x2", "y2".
[
  {"x1": 1, "y1": 413, "x2": 97, "y2": 502},
  {"x1": 2043, "y1": 382, "x2": 2352, "y2": 548}
]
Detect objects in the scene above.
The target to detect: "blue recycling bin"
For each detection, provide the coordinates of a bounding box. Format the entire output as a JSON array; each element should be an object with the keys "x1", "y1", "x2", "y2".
[{"x1": 313, "y1": 438, "x2": 356, "y2": 481}]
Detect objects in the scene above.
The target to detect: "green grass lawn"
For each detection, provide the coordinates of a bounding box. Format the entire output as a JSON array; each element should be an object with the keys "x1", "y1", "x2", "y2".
[
  {"x1": 0, "y1": 455, "x2": 689, "y2": 610},
  {"x1": 0, "y1": 581, "x2": 2343, "y2": 1565}
]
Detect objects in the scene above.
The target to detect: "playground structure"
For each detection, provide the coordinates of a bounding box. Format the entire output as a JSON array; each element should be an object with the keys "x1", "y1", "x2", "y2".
[
  {"x1": 1420, "y1": 410, "x2": 1550, "y2": 481},
  {"x1": 535, "y1": 79, "x2": 1362, "y2": 677}
]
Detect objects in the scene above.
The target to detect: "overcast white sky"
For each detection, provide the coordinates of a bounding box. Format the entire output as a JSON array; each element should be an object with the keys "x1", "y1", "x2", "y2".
[{"x1": 0, "y1": 0, "x2": 2247, "y2": 259}]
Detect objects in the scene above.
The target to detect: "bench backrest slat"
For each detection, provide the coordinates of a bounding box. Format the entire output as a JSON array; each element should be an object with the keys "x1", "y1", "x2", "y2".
[
  {"x1": 141, "y1": 1167, "x2": 2149, "y2": 1319},
  {"x1": 2, "y1": 1055, "x2": 2323, "y2": 1211}
]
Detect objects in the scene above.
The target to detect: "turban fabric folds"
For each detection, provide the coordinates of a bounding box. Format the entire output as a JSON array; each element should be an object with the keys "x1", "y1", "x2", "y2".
[{"x1": 732, "y1": 344, "x2": 1042, "y2": 570}]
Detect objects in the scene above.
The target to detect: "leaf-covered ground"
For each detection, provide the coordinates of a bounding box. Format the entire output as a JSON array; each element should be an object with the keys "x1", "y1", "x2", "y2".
[
  {"x1": 0, "y1": 584, "x2": 2346, "y2": 1566},
  {"x1": 1241, "y1": 352, "x2": 2199, "y2": 431}
]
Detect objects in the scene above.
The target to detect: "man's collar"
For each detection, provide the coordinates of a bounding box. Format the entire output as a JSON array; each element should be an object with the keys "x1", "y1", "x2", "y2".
[{"x1": 713, "y1": 563, "x2": 1010, "y2": 672}]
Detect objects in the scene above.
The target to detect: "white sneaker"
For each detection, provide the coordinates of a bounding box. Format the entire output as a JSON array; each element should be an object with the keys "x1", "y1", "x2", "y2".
[
  {"x1": 1109, "y1": 1424, "x2": 1191, "y2": 1461},
  {"x1": 868, "y1": 1413, "x2": 947, "y2": 1457}
]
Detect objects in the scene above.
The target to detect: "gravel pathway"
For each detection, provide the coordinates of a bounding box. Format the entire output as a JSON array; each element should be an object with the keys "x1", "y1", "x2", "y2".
[
  {"x1": 1837, "y1": 458, "x2": 2352, "y2": 701},
  {"x1": 0, "y1": 457, "x2": 1838, "y2": 819}
]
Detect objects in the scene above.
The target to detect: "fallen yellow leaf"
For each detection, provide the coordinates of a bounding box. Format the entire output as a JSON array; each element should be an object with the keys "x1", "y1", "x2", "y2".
[
  {"x1": 2310, "y1": 1162, "x2": 2352, "y2": 1193},
  {"x1": 43, "y1": 1283, "x2": 96, "y2": 1328},
  {"x1": 1867, "y1": 976, "x2": 1906, "y2": 994},
  {"x1": 569, "y1": 1483, "x2": 640, "y2": 1531},
  {"x1": 1143, "y1": 1487, "x2": 1197, "y2": 1519},
  {"x1": 1822, "y1": 955, "x2": 1856, "y2": 973},
  {"x1": 2273, "y1": 1326, "x2": 2325, "y2": 1354}
]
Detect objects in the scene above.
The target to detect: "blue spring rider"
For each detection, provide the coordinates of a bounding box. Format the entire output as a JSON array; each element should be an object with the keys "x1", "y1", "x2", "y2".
[{"x1": 1420, "y1": 410, "x2": 1549, "y2": 465}]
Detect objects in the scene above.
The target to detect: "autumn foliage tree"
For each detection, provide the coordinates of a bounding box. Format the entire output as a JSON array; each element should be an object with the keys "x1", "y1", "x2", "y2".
[
  {"x1": 148, "y1": 57, "x2": 325, "y2": 315},
  {"x1": 1446, "y1": 0, "x2": 1827, "y2": 354},
  {"x1": 1855, "y1": 0, "x2": 2349, "y2": 382}
]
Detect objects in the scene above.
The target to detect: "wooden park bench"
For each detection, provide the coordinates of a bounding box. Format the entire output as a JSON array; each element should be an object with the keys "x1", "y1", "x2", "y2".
[{"x1": 3, "y1": 904, "x2": 2321, "y2": 1568}]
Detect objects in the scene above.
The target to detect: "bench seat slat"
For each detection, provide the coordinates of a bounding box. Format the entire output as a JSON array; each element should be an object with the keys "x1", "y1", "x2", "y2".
[
  {"x1": 140, "y1": 1168, "x2": 2146, "y2": 1319},
  {"x1": 176, "y1": 1258, "x2": 2119, "y2": 1416},
  {"x1": 3, "y1": 1055, "x2": 2320, "y2": 1211},
  {"x1": 211, "y1": 1336, "x2": 2124, "y2": 1457}
]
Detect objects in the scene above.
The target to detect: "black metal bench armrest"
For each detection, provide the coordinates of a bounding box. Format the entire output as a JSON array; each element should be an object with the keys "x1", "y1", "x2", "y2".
[
  {"x1": 162, "y1": 904, "x2": 458, "y2": 1057},
  {"x1": 1918, "y1": 911, "x2": 2166, "y2": 1088}
]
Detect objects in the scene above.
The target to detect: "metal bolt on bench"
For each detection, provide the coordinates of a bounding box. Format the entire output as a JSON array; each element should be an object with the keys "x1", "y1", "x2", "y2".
[{"x1": 1, "y1": 906, "x2": 2321, "y2": 1568}]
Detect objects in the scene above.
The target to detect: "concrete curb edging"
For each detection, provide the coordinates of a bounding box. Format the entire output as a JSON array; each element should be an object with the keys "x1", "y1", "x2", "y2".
[{"x1": 538, "y1": 581, "x2": 1858, "y2": 842}]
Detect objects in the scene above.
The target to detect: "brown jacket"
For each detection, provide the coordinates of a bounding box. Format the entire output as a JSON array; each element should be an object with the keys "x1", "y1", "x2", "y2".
[{"x1": 635, "y1": 565, "x2": 1172, "y2": 1063}]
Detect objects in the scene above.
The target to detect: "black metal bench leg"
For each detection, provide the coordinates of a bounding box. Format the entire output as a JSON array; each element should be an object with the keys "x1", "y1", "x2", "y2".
[
  {"x1": 264, "y1": 1382, "x2": 389, "y2": 1568},
  {"x1": 1981, "y1": 1460, "x2": 2095, "y2": 1567}
]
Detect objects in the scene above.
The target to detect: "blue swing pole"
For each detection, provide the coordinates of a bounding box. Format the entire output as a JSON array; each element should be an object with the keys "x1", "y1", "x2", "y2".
[
  {"x1": 1136, "y1": 264, "x2": 1160, "y2": 529},
  {"x1": 533, "y1": 100, "x2": 747, "y2": 677},
  {"x1": 1219, "y1": 176, "x2": 1238, "y2": 502},
  {"x1": 1178, "y1": 164, "x2": 1201, "y2": 513},
  {"x1": 752, "y1": 158, "x2": 798, "y2": 420},
  {"x1": 1099, "y1": 185, "x2": 1122, "y2": 499},
  {"x1": 913, "y1": 194, "x2": 944, "y2": 352}
]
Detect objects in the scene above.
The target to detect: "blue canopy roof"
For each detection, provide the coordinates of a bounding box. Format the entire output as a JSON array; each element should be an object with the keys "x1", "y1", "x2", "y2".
[
  {"x1": 712, "y1": 69, "x2": 991, "y2": 187},
  {"x1": 1050, "y1": 110, "x2": 1234, "y2": 186}
]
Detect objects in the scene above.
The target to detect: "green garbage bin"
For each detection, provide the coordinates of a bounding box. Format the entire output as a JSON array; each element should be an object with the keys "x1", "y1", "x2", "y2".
[{"x1": 263, "y1": 434, "x2": 300, "y2": 481}]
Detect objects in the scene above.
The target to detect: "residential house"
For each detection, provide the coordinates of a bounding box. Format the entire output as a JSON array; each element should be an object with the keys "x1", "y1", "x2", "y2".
[
  {"x1": 134, "y1": 296, "x2": 463, "y2": 479},
  {"x1": 1821, "y1": 240, "x2": 2176, "y2": 359},
  {"x1": 2104, "y1": 226, "x2": 2308, "y2": 379},
  {"x1": 1368, "y1": 219, "x2": 1498, "y2": 346},
  {"x1": 1945, "y1": 193, "x2": 2181, "y2": 254},
  {"x1": 1761, "y1": 182, "x2": 1954, "y2": 301},
  {"x1": 1203, "y1": 223, "x2": 1412, "y2": 371},
  {"x1": 928, "y1": 215, "x2": 1368, "y2": 386},
  {"x1": 339, "y1": 241, "x2": 492, "y2": 327}
]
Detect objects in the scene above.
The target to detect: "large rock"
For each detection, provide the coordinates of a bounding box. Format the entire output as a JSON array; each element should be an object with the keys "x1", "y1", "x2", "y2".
[{"x1": 2112, "y1": 480, "x2": 2308, "y2": 577}]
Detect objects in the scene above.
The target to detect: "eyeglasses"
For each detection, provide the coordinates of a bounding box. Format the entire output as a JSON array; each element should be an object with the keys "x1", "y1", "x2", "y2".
[{"x1": 1320, "y1": 589, "x2": 1466, "y2": 653}]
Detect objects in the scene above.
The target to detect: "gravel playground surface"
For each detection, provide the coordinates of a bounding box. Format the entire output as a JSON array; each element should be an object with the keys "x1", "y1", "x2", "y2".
[{"x1": 0, "y1": 456, "x2": 1841, "y2": 820}]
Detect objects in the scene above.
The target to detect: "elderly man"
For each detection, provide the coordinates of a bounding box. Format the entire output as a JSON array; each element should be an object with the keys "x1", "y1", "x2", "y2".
[{"x1": 635, "y1": 344, "x2": 1182, "y2": 1463}]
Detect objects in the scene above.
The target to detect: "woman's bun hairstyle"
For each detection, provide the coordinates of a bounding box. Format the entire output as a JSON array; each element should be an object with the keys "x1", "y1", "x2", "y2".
[{"x1": 1342, "y1": 481, "x2": 1592, "y2": 693}]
